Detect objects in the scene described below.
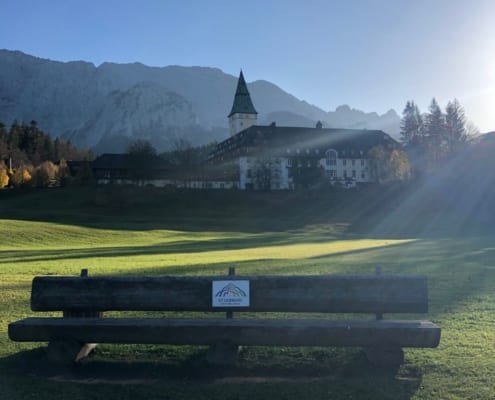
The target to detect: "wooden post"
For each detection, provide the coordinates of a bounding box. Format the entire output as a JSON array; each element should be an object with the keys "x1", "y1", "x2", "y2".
[
  {"x1": 375, "y1": 267, "x2": 383, "y2": 320},
  {"x1": 207, "y1": 266, "x2": 239, "y2": 365},
  {"x1": 52, "y1": 269, "x2": 99, "y2": 363},
  {"x1": 226, "y1": 266, "x2": 235, "y2": 319}
]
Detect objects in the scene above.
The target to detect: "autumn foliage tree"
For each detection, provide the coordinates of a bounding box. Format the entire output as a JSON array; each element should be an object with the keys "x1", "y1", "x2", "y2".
[
  {"x1": 0, "y1": 162, "x2": 9, "y2": 188},
  {"x1": 368, "y1": 146, "x2": 411, "y2": 183},
  {"x1": 10, "y1": 164, "x2": 32, "y2": 188}
]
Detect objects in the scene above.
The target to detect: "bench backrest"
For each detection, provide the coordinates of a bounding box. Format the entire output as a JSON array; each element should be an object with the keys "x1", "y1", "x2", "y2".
[{"x1": 31, "y1": 274, "x2": 428, "y2": 314}]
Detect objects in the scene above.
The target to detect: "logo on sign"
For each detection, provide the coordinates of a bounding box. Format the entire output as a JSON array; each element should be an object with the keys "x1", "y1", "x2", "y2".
[{"x1": 212, "y1": 280, "x2": 250, "y2": 307}]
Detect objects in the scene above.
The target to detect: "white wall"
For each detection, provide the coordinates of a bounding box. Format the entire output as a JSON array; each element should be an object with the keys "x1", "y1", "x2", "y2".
[
  {"x1": 320, "y1": 157, "x2": 372, "y2": 184},
  {"x1": 229, "y1": 113, "x2": 257, "y2": 136},
  {"x1": 239, "y1": 156, "x2": 250, "y2": 189}
]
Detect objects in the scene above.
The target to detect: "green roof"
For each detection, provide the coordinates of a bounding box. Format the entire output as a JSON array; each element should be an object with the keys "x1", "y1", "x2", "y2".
[{"x1": 228, "y1": 70, "x2": 258, "y2": 117}]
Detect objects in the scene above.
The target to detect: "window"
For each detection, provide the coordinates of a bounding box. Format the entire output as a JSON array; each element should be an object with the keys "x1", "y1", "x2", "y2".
[
  {"x1": 352, "y1": 160, "x2": 355, "y2": 166},
  {"x1": 325, "y1": 149, "x2": 337, "y2": 166},
  {"x1": 352, "y1": 170, "x2": 356, "y2": 178},
  {"x1": 247, "y1": 169, "x2": 252, "y2": 178},
  {"x1": 287, "y1": 159, "x2": 293, "y2": 167},
  {"x1": 344, "y1": 170, "x2": 347, "y2": 178},
  {"x1": 343, "y1": 159, "x2": 347, "y2": 166},
  {"x1": 361, "y1": 172, "x2": 365, "y2": 179},
  {"x1": 361, "y1": 159, "x2": 365, "y2": 167}
]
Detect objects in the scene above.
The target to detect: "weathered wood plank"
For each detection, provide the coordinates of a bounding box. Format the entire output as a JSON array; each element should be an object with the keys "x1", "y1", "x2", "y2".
[
  {"x1": 30, "y1": 275, "x2": 429, "y2": 314},
  {"x1": 8, "y1": 317, "x2": 441, "y2": 348}
]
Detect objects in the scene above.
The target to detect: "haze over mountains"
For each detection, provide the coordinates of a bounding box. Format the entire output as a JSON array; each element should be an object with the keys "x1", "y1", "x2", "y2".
[{"x1": 0, "y1": 50, "x2": 400, "y2": 153}]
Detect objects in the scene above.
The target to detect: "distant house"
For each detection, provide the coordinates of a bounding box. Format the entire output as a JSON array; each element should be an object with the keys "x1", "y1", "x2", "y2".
[
  {"x1": 92, "y1": 153, "x2": 172, "y2": 186},
  {"x1": 66, "y1": 160, "x2": 92, "y2": 176},
  {"x1": 174, "y1": 163, "x2": 239, "y2": 190},
  {"x1": 208, "y1": 71, "x2": 398, "y2": 190}
]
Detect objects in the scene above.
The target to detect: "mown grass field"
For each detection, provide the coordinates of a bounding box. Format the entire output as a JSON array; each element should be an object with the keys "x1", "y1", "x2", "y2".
[{"x1": 0, "y1": 186, "x2": 494, "y2": 399}]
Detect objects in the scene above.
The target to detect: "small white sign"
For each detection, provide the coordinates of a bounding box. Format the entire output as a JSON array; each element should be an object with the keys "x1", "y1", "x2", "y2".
[{"x1": 212, "y1": 280, "x2": 250, "y2": 307}]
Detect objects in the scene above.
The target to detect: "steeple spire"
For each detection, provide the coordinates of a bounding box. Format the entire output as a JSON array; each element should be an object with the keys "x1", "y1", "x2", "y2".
[{"x1": 228, "y1": 70, "x2": 258, "y2": 117}]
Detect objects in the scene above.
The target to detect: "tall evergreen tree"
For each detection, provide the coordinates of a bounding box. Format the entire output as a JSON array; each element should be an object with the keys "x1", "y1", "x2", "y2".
[
  {"x1": 0, "y1": 122, "x2": 8, "y2": 159},
  {"x1": 8, "y1": 120, "x2": 22, "y2": 151},
  {"x1": 445, "y1": 99, "x2": 466, "y2": 154},
  {"x1": 424, "y1": 98, "x2": 446, "y2": 163},
  {"x1": 400, "y1": 100, "x2": 423, "y2": 146}
]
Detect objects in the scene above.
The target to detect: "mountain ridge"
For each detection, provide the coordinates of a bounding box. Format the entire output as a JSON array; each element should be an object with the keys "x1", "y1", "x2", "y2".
[{"x1": 0, "y1": 49, "x2": 400, "y2": 152}]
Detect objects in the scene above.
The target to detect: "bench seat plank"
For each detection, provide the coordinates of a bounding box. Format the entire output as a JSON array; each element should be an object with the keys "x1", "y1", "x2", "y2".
[{"x1": 9, "y1": 317, "x2": 441, "y2": 348}]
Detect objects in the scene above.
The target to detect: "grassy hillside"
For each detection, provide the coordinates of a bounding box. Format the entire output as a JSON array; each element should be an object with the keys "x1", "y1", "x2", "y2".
[{"x1": 1, "y1": 186, "x2": 494, "y2": 399}]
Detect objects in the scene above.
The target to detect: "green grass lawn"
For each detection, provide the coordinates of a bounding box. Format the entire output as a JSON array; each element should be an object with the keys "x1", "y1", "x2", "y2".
[{"x1": 1, "y1": 187, "x2": 494, "y2": 399}]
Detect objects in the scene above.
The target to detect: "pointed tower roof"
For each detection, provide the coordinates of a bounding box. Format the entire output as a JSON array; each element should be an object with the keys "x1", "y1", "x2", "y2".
[{"x1": 228, "y1": 70, "x2": 258, "y2": 117}]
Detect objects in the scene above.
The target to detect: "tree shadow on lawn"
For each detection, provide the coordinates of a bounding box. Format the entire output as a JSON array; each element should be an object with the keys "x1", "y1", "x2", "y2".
[
  {"x1": 1, "y1": 346, "x2": 422, "y2": 399},
  {"x1": 0, "y1": 232, "x2": 399, "y2": 266},
  {"x1": 5, "y1": 236, "x2": 491, "y2": 319}
]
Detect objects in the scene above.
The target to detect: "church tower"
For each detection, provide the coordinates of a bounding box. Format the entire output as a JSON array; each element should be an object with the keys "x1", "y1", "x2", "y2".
[{"x1": 228, "y1": 70, "x2": 258, "y2": 136}]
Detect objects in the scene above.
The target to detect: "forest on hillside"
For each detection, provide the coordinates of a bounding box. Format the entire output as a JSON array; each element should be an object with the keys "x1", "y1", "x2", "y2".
[{"x1": 0, "y1": 120, "x2": 92, "y2": 188}]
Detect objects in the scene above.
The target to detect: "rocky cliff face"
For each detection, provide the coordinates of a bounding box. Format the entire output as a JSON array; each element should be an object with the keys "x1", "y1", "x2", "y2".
[
  {"x1": 0, "y1": 50, "x2": 400, "y2": 152},
  {"x1": 67, "y1": 82, "x2": 199, "y2": 152}
]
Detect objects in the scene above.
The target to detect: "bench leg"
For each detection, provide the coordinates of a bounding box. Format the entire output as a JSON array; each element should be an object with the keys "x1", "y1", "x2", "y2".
[
  {"x1": 364, "y1": 345, "x2": 404, "y2": 368},
  {"x1": 46, "y1": 340, "x2": 97, "y2": 364},
  {"x1": 206, "y1": 341, "x2": 239, "y2": 366}
]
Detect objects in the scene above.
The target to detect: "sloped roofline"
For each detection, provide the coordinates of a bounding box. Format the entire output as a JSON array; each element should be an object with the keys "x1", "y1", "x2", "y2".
[{"x1": 228, "y1": 70, "x2": 258, "y2": 117}]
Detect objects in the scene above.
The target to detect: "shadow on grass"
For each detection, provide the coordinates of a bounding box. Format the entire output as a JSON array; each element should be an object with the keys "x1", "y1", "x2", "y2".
[
  {"x1": 1, "y1": 346, "x2": 422, "y2": 399},
  {"x1": 2, "y1": 184, "x2": 494, "y2": 240},
  {"x1": 0, "y1": 234, "x2": 403, "y2": 266}
]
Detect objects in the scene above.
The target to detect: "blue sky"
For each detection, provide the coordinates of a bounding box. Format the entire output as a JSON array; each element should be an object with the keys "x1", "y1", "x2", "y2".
[{"x1": 1, "y1": 0, "x2": 494, "y2": 131}]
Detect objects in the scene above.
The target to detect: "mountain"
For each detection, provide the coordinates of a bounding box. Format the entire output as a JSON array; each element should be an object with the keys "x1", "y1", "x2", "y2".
[{"x1": 0, "y1": 50, "x2": 400, "y2": 152}]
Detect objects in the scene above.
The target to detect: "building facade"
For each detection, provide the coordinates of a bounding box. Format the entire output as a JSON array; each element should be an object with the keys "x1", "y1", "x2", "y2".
[{"x1": 209, "y1": 71, "x2": 398, "y2": 190}]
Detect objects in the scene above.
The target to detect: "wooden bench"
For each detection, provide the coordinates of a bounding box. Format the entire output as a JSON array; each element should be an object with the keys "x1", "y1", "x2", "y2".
[{"x1": 8, "y1": 268, "x2": 441, "y2": 367}]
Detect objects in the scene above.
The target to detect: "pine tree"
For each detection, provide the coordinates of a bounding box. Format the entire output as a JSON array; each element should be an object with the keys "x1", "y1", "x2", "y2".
[
  {"x1": 0, "y1": 122, "x2": 8, "y2": 159},
  {"x1": 400, "y1": 101, "x2": 423, "y2": 146},
  {"x1": 445, "y1": 99, "x2": 466, "y2": 154},
  {"x1": 8, "y1": 120, "x2": 22, "y2": 151},
  {"x1": 424, "y1": 98, "x2": 446, "y2": 164}
]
